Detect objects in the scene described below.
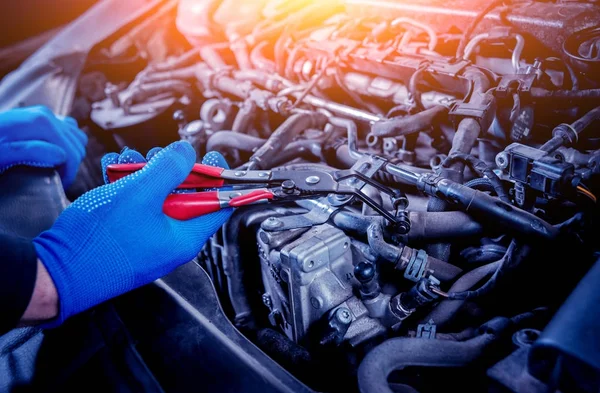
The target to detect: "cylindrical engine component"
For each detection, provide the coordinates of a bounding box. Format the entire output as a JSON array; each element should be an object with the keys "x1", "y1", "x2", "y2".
[{"x1": 249, "y1": 112, "x2": 327, "y2": 169}]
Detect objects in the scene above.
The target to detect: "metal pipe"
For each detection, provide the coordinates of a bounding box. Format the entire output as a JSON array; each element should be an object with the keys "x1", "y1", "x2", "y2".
[
  {"x1": 329, "y1": 117, "x2": 363, "y2": 160},
  {"x1": 390, "y1": 17, "x2": 438, "y2": 51},
  {"x1": 462, "y1": 33, "x2": 525, "y2": 73},
  {"x1": 462, "y1": 33, "x2": 489, "y2": 61},
  {"x1": 362, "y1": 185, "x2": 384, "y2": 216},
  {"x1": 512, "y1": 34, "x2": 525, "y2": 72},
  {"x1": 383, "y1": 162, "x2": 421, "y2": 185},
  {"x1": 294, "y1": 93, "x2": 381, "y2": 123}
]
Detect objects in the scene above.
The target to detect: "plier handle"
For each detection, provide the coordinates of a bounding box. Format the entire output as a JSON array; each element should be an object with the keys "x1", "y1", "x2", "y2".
[{"x1": 106, "y1": 163, "x2": 356, "y2": 220}]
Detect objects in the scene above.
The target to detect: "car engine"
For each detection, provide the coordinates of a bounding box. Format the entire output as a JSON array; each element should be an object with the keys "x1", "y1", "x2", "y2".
[{"x1": 24, "y1": 0, "x2": 600, "y2": 391}]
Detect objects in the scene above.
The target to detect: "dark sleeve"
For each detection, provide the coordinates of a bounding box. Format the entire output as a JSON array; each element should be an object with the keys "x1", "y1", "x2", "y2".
[{"x1": 0, "y1": 232, "x2": 38, "y2": 334}]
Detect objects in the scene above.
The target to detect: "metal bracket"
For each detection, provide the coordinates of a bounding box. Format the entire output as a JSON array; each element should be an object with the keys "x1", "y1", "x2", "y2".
[
  {"x1": 416, "y1": 319, "x2": 437, "y2": 339},
  {"x1": 495, "y1": 73, "x2": 536, "y2": 98}
]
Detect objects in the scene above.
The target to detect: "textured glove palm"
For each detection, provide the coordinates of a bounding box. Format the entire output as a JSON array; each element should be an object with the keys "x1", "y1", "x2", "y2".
[
  {"x1": 0, "y1": 106, "x2": 88, "y2": 188},
  {"x1": 33, "y1": 141, "x2": 232, "y2": 325}
]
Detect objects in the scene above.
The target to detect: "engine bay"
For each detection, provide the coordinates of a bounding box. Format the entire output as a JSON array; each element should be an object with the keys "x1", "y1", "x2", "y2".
[{"x1": 10, "y1": 0, "x2": 600, "y2": 391}]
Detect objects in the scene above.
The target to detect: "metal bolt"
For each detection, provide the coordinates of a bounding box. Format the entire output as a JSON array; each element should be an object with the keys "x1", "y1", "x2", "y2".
[
  {"x1": 512, "y1": 329, "x2": 540, "y2": 348},
  {"x1": 335, "y1": 307, "x2": 352, "y2": 324},
  {"x1": 104, "y1": 84, "x2": 121, "y2": 108},
  {"x1": 264, "y1": 217, "x2": 282, "y2": 229},
  {"x1": 496, "y1": 152, "x2": 509, "y2": 170},
  {"x1": 281, "y1": 180, "x2": 296, "y2": 194},
  {"x1": 234, "y1": 171, "x2": 245, "y2": 177},
  {"x1": 310, "y1": 297, "x2": 322, "y2": 309},
  {"x1": 305, "y1": 176, "x2": 320, "y2": 185},
  {"x1": 262, "y1": 294, "x2": 273, "y2": 309},
  {"x1": 173, "y1": 110, "x2": 185, "y2": 122}
]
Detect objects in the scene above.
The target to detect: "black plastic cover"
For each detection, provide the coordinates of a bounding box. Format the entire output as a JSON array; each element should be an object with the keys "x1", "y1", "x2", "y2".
[{"x1": 529, "y1": 257, "x2": 600, "y2": 393}]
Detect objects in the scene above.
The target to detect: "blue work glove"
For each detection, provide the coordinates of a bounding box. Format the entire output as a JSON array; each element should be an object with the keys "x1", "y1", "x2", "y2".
[
  {"x1": 33, "y1": 141, "x2": 233, "y2": 326},
  {"x1": 0, "y1": 106, "x2": 88, "y2": 188}
]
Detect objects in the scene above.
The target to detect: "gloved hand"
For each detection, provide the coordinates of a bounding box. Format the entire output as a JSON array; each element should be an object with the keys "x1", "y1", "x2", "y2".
[
  {"x1": 33, "y1": 141, "x2": 233, "y2": 325},
  {"x1": 0, "y1": 106, "x2": 88, "y2": 188}
]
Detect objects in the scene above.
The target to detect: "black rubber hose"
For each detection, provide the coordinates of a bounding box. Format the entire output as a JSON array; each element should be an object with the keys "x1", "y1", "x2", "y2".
[
  {"x1": 447, "y1": 241, "x2": 529, "y2": 300},
  {"x1": 206, "y1": 131, "x2": 265, "y2": 153},
  {"x1": 426, "y1": 70, "x2": 491, "y2": 259},
  {"x1": 332, "y1": 211, "x2": 484, "y2": 241},
  {"x1": 357, "y1": 318, "x2": 510, "y2": 393},
  {"x1": 530, "y1": 88, "x2": 600, "y2": 100},
  {"x1": 231, "y1": 101, "x2": 257, "y2": 134},
  {"x1": 249, "y1": 41, "x2": 276, "y2": 73},
  {"x1": 269, "y1": 140, "x2": 323, "y2": 167},
  {"x1": 420, "y1": 260, "x2": 500, "y2": 327},
  {"x1": 464, "y1": 177, "x2": 494, "y2": 193},
  {"x1": 249, "y1": 112, "x2": 327, "y2": 169},
  {"x1": 199, "y1": 44, "x2": 227, "y2": 70},
  {"x1": 125, "y1": 81, "x2": 193, "y2": 107},
  {"x1": 222, "y1": 206, "x2": 306, "y2": 328},
  {"x1": 408, "y1": 65, "x2": 428, "y2": 111},
  {"x1": 367, "y1": 223, "x2": 463, "y2": 282},
  {"x1": 371, "y1": 106, "x2": 449, "y2": 137},
  {"x1": 141, "y1": 66, "x2": 197, "y2": 83},
  {"x1": 443, "y1": 153, "x2": 510, "y2": 202},
  {"x1": 541, "y1": 105, "x2": 600, "y2": 153},
  {"x1": 406, "y1": 211, "x2": 485, "y2": 241}
]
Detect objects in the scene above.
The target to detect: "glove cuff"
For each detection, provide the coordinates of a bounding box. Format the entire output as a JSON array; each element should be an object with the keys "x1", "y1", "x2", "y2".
[{"x1": 33, "y1": 209, "x2": 135, "y2": 326}]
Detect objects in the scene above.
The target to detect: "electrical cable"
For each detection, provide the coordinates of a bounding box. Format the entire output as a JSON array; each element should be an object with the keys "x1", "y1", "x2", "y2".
[
  {"x1": 455, "y1": 0, "x2": 509, "y2": 59},
  {"x1": 577, "y1": 186, "x2": 597, "y2": 203}
]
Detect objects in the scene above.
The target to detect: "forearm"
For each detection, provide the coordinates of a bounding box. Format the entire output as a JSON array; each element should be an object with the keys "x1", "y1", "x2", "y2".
[
  {"x1": 0, "y1": 232, "x2": 39, "y2": 334},
  {"x1": 20, "y1": 260, "x2": 58, "y2": 323}
]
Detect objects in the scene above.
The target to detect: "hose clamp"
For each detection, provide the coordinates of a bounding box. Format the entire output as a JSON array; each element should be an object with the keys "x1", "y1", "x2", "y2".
[{"x1": 404, "y1": 249, "x2": 428, "y2": 282}]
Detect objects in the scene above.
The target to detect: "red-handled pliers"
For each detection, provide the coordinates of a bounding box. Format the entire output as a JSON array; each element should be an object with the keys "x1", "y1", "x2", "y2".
[{"x1": 106, "y1": 162, "x2": 373, "y2": 220}]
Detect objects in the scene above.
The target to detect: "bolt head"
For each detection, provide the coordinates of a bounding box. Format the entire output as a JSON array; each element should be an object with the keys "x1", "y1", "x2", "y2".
[
  {"x1": 305, "y1": 176, "x2": 320, "y2": 185},
  {"x1": 264, "y1": 217, "x2": 282, "y2": 229},
  {"x1": 282, "y1": 179, "x2": 295, "y2": 189},
  {"x1": 310, "y1": 297, "x2": 322, "y2": 309},
  {"x1": 335, "y1": 307, "x2": 352, "y2": 324}
]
